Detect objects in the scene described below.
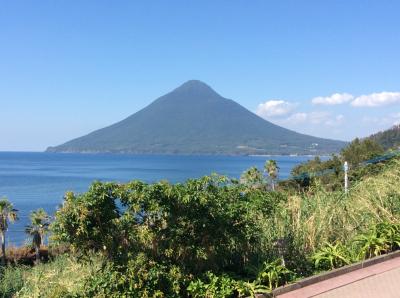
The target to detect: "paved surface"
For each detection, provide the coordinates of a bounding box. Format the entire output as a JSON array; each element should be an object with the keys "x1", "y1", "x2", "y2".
[
  {"x1": 315, "y1": 267, "x2": 400, "y2": 298},
  {"x1": 277, "y1": 256, "x2": 400, "y2": 298}
]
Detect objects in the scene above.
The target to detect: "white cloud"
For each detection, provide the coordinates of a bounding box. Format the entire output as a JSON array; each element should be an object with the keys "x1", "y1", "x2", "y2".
[
  {"x1": 283, "y1": 112, "x2": 308, "y2": 124},
  {"x1": 256, "y1": 100, "x2": 296, "y2": 118},
  {"x1": 351, "y1": 92, "x2": 400, "y2": 107},
  {"x1": 279, "y1": 111, "x2": 344, "y2": 127},
  {"x1": 312, "y1": 93, "x2": 354, "y2": 105}
]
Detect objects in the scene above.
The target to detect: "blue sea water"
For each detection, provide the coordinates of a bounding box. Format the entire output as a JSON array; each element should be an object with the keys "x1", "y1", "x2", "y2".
[{"x1": 0, "y1": 152, "x2": 316, "y2": 246}]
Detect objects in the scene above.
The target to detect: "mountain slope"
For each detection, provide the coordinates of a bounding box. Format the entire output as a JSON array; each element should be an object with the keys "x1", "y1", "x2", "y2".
[
  {"x1": 368, "y1": 125, "x2": 400, "y2": 150},
  {"x1": 47, "y1": 80, "x2": 346, "y2": 155}
]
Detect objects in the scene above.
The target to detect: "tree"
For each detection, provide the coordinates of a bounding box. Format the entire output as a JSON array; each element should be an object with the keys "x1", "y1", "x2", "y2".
[
  {"x1": 52, "y1": 177, "x2": 272, "y2": 275},
  {"x1": 0, "y1": 198, "x2": 18, "y2": 265},
  {"x1": 25, "y1": 208, "x2": 50, "y2": 263},
  {"x1": 290, "y1": 155, "x2": 343, "y2": 190},
  {"x1": 240, "y1": 167, "x2": 265, "y2": 190},
  {"x1": 264, "y1": 160, "x2": 279, "y2": 191},
  {"x1": 341, "y1": 138, "x2": 384, "y2": 167}
]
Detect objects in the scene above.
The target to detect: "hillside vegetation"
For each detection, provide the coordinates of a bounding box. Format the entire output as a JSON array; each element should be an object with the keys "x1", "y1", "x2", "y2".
[
  {"x1": 1, "y1": 155, "x2": 399, "y2": 297},
  {"x1": 369, "y1": 124, "x2": 400, "y2": 150}
]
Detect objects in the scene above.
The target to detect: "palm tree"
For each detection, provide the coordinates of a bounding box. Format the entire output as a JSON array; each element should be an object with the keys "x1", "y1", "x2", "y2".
[
  {"x1": 25, "y1": 208, "x2": 50, "y2": 264},
  {"x1": 264, "y1": 160, "x2": 279, "y2": 191},
  {"x1": 240, "y1": 167, "x2": 264, "y2": 189},
  {"x1": 0, "y1": 198, "x2": 18, "y2": 265}
]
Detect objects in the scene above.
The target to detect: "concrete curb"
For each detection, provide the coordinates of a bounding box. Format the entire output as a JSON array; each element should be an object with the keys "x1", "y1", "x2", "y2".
[{"x1": 272, "y1": 250, "x2": 400, "y2": 297}]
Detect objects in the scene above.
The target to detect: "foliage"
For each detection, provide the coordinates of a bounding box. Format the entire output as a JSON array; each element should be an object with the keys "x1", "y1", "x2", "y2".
[
  {"x1": 48, "y1": 158, "x2": 400, "y2": 296},
  {"x1": 369, "y1": 124, "x2": 400, "y2": 150},
  {"x1": 25, "y1": 209, "x2": 51, "y2": 263},
  {"x1": 0, "y1": 254, "x2": 98, "y2": 298},
  {"x1": 234, "y1": 280, "x2": 270, "y2": 298},
  {"x1": 83, "y1": 253, "x2": 185, "y2": 298},
  {"x1": 3, "y1": 154, "x2": 397, "y2": 297},
  {"x1": 52, "y1": 175, "x2": 283, "y2": 276},
  {"x1": 264, "y1": 160, "x2": 279, "y2": 191},
  {"x1": 310, "y1": 221, "x2": 400, "y2": 272},
  {"x1": 240, "y1": 167, "x2": 265, "y2": 190},
  {"x1": 289, "y1": 138, "x2": 389, "y2": 191},
  {"x1": 0, "y1": 198, "x2": 18, "y2": 265},
  {"x1": 290, "y1": 155, "x2": 342, "y2": 190},
  {"x1": 240, "y1": 160, "x2": 280, "y2": 191},
  {"x1": 341, "y1": 138, "x2": 384, "y2": 168},
  {"x1": 0, "y1": 265, "x2": 25, "y2": 298},
  {"x1": 353, "y1": 221, "x2": 400, "y2": 260},
  {"x1": 272, "y1": 158, "x2": 400, "y2": 263},
  {"x1": 15, "y1": 254, "x2": 100, "y2": 298},
  {"x1": 375, "y1": 222, "x2": 400, "y2": 251},
  {"x1": 311, "y1": 242, "x2": 351, "y2": 270},
  {"x1": 51, "y1": 183, "x2": 123, "y2": 258},
  {"x1": 187, "y1": 272, "x2": 236, "y2": 298},
  {"x1": 257, "y1": 259, "x2": 293, "y2": 291},
  {"x1": 187, "y1": 272, "x2": 271, "y2": 298}
]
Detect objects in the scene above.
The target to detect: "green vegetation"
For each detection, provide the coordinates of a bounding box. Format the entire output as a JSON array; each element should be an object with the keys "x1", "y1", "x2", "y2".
[
  {"x1": 0, "y1": 254, "x2": 100, "y2": 298},
  {"x1": 289, "y1": 138, "x2": 386, "y2": 190},
  {"x1": 47, "y1": 80, "x2": 345, "y2": 155},
  {"x1": 369, "y1": 124, "x2": 400, "y2": 150},
  {"x1": 264, "y1": 160, "x2": 279, "y2": 191},
  {"x1": 2, "y1": 142, "x2": 400, "y2": 297},
  {"x1": 341, "y1": 138, "x2": 384, "y2": 167},
  {"x1": 25, "y1": 209, "x2": 50, "y2": 264},
  {"x1": 0, "y1": 198, "x2": 18, "y2": 265}
]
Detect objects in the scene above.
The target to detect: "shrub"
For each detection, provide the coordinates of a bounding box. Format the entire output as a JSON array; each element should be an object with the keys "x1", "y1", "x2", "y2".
[
  {"x1": 187, "y1": 272, "x2": 271, "y2": 298},
  {"x1": 0, "y1": 265, "x2": 25, "y2": 297},
  {"x1": 52, "y1": 175, "x2": 281, "y2": 276},
  {"x1": 257, "y1": 259, "x2": 293, "y2": 291},
  {"x1": 311, "y1": 242, "x2": 351, "y2": 270},
  {"x1": 187, "y1": 272, "x2": 236, "y2": 298},
  {"x1": 83, "y1": 253, "x2": 186, "y2": 298}
]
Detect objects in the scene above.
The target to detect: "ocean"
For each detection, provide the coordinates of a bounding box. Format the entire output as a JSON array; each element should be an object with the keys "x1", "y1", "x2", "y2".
[{"x1": 0, "y1": 152, "x2": 316, "y2": 246}]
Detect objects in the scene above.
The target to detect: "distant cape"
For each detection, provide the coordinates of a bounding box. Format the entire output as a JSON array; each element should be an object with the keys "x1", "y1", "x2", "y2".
[{"x1": 47, "y1": 80, "x2": 346, "y2": 155}]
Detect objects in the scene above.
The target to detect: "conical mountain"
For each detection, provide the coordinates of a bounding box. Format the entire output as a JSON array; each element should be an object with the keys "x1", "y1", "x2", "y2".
[{"x1": 47, "y1": 80, "x2": 346, "y2": 154}]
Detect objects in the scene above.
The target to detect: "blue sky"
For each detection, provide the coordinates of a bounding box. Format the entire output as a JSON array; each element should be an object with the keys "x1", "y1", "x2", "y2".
[{"x1": 1, "y1": 0, "x2": 399, "y2": 151}]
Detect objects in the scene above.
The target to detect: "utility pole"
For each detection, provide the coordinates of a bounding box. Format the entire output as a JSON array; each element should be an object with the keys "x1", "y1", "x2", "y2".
[{"x1": 344, "y1": 161, "x2": 349, "y2": 194}]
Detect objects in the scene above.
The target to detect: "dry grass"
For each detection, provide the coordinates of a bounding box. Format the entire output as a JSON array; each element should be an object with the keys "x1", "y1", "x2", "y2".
[
  {"x1": 269, "y1": 159, "x2": 400, "y2": 253},
  {"x1": 13, "y1": 254, "x2": 101, "y2": 298}
]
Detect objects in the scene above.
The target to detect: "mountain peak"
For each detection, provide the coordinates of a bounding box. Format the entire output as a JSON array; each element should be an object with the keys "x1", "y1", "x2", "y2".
[{"x1": 172, "y1": 80, "x2": 220, "y2": 97}]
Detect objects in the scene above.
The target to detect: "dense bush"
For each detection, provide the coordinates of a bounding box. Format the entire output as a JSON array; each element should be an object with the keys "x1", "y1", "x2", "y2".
[
  {"x1": 51, "y1": 175, "x2": 286, "y2": 295},
  {"x1": 83, "y1": 253, "x2": 185, "y2": 298}
]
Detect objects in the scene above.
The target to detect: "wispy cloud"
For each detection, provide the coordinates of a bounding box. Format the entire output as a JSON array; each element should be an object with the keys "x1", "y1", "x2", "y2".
[
  {"x1": 351, "y1": 92, "x2": 400, "y2": 107},
  {"x1": 280, "y1": 111, "x2": 344, "y2": 127},
  {"x1": 256, "y1": 98, "x2": 345, "y2": 129},
  {"x1": 256, "y1": 100, "x2": 296, "y2": 117},
  {"x1": 312, "y1": 93, "x2": 354, "y2": 105},
  {"x1": 310, "y1": 91, "x2": 400, "y2": 107}
]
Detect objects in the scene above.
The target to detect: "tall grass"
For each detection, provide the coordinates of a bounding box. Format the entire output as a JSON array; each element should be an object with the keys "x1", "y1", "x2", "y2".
[
  {"x1": 0, "y1": 254, "x2": 101, "y2": 298},
  {"x1": 0, "y1": 266, "x2": 25, "y2": 298},
  {"x1": 269, "y1": 159, "x2": 400, "y2": 254},
  {"x1": 15, "y1": 254, "x2": 100, "y2": 298}
]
